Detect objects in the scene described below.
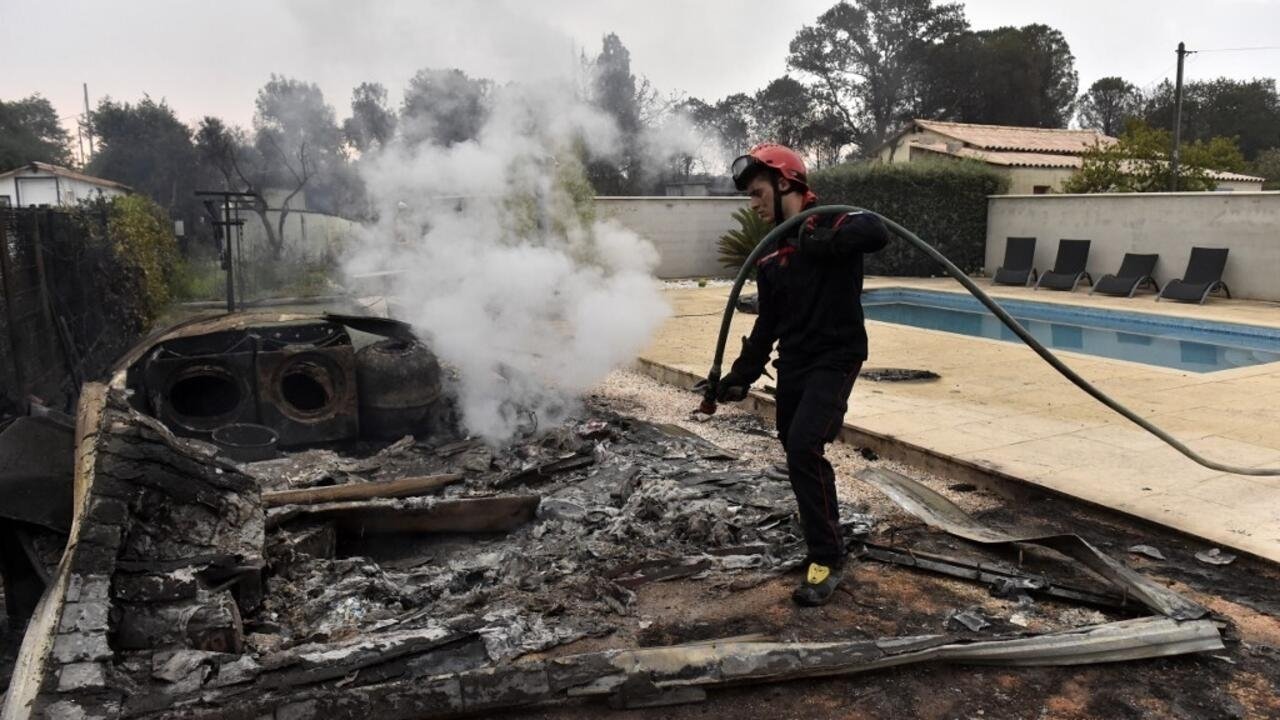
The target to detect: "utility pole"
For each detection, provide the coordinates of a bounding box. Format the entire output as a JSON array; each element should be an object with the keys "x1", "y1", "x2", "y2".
[
  {"x1": 82, "y1": 83, "x2": 95, "y2": 158},
  {"x1": 1170, "y1": 42, "x2": 1192, "y2": 191},
  {"x1": 196, "y1": 190, "x2": 256, "y2": 312}
]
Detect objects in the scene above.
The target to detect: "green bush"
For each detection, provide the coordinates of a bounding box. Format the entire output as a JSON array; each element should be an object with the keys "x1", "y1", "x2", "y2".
[
  {"x1": 77, "y1": 195, "x2": 180, "y2": 324},
  {"x1": 171, "y1": 258, "x2": 224, "y2": 301},
  {"x1": 809, "y1": 159, "x2": 1008, "y2": 276},
  {"x1": 717, "y1": 206, "x2": 771, "y2": 278}
]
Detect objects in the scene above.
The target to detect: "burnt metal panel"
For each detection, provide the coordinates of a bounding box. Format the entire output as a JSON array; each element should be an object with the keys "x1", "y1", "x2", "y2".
[
  {"x1": 856, "y1": 467, "x2": 1209, "y2": 621},
  {"x1": 254, "y1": 322, "x2": 358, "y2": 447},
  {"x1": 0, "y1": 416, "x2": 75, "y2": 531},
  {"x1": 144, "y1": 352, "x2": 258, "y2": 437}
]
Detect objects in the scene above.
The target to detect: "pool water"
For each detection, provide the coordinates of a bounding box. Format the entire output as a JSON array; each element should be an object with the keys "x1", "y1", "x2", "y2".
[{"x1": 862, "y1": 289, "x2": 1280, "y2": 373}]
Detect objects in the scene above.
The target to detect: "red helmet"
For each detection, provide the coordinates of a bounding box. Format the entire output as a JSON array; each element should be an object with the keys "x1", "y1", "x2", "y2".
[{"x1": 731, "y1": 143, "x2": 808, "y2": 190}]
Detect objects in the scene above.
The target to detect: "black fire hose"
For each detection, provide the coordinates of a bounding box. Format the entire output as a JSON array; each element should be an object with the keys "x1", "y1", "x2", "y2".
[{"x1": 699, "y1": 204, "x2": 1280, "y2": 477}]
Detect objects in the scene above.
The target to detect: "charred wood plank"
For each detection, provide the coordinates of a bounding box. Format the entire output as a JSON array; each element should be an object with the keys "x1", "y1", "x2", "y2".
[
  {"x1": 268, "y1": 495, "x2": 540, "y2": 535},
  {"x1": 496, "y1": 455, "x2": 594, "y2": 489},
  {"x1": 262, "y1": 473, "x2": 462, "y2": 508},
  {"x1": 856, "y1": 542, "x2": 1128, "y2": 610}
]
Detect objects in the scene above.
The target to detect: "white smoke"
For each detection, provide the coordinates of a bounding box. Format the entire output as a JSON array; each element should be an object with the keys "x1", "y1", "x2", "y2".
[{"x1": 345, "y1": 80, "x2": 672, "y2": 443}]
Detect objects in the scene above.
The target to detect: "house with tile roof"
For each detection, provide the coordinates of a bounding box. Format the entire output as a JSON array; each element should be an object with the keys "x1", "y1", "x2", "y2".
[{"x1": 873, "y1": 119, "x2": 1264, "y2": 194}]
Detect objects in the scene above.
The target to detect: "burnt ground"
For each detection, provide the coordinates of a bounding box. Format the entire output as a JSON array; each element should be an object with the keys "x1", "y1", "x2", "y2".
[
  {"x1": 494, "y1": 371, "x2": 1280, "y2": 720},
  {"x1": 3, "y1": 369, "x2": 1280, "y2": 719},
  {"x1": 501, "y1": 504, "x2": 1280, "y2": 720}
]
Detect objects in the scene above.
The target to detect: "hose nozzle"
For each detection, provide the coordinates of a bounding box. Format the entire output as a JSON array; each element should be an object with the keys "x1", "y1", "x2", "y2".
[{"x1": 694, "y1": 370, "x2": 720, "y2": 416}]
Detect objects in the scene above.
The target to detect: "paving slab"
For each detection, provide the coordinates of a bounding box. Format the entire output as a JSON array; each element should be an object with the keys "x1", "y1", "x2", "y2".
[{"x1": 643, "y1": 278, "x2": 1280, "y2": 562}]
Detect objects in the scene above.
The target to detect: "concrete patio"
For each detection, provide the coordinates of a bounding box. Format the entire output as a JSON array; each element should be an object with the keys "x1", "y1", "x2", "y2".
[{"x1": 642, "y1": 277, "x2": 1280, "y2": 563}]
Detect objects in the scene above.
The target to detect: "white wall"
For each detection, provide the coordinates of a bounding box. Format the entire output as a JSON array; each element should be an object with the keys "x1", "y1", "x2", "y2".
[
  {"x1": 1004, "y1": 167, "x2": 1076, "y2": 195},
  {"x1": 0, "y1": 173, "x2": 126, "y2": 207},
  {"x1": 596, "y1": 196, "x2": 746, "y2": 279},
  {"x1": 1216, "y1": 179, "x2": 1265, "y2": 192},
  {"x1": 235, "y1": 196, "x2": 748, "y2": 279},
  {"x1": 239, "y1": 209, "x2": 360, "y2": 262},
  {"x1": 986, "y1": 192, "x2": 1280, "y2": 301}
]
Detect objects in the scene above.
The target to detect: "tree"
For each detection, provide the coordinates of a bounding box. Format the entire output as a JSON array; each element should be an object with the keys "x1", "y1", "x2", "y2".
[
  {"x1": 1144, "y1": 77, "x2": 1280, "y2": 160},
  {"x1": 1063, "y1": 119, "x2": 1246, "y2": 193},
  {"x1": 0, "y1": 94, "x2": 71, "y2": 171},
  {"x1": 400, "y1": 68, "x2": 490, "y2": 147},
  {"x1": 1076, "y1": 77, "x2": 1143, "y2": 135},
  {"x1": 787, "y1": 0, "x2": 968, "y2": 153},
  {"x1": 195, "y1": 117, "x2": 287, "y2": 257},
  {"x1": 922, "y1": 24, "x2": 1078, "y2": 128},
  {"x1": 1251, "y1": 147, "x2": 1280, "y2": 190},
  {"x1": 88, "y1": 97, "x2": 206, "y2": 217},
  {"x1": 253, "y1": 75, "x2": 351, "y2": 217},
  {"x1": 586, "y1": 33, "x2": 644, "y2": 194},
  {"x1": 682, "y1": 94, "x2": 751, "y2": 154},
  {"x1": 343, "y1": 82, "x2": 396, "y2": 154},
  {"x1": 750, "y1": 76, "x2": 813, "y2": 150},
  {"x1": 801, "y1": 109, "x2": 857, "y2": 168}
]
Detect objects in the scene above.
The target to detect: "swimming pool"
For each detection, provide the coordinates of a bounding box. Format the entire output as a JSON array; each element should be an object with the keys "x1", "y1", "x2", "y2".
[{"x1": 862, "y1": 288, "x2": 1280, "y2": 373}]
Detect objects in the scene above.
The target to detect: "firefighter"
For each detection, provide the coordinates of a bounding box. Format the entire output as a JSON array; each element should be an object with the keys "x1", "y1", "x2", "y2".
[{"x1": 718, "y1": 143, "x2": 888, "y2": 606}]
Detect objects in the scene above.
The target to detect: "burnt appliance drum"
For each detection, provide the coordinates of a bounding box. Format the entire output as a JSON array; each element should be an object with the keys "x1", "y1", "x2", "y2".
[
  {"x1": 142, "y1": 322, "x2": 360, "y2": 447},
  {"x1": 255, "y1": 323, "x2": 359, "y2": 447},
  {"x1": 356, "y1": 338, "x2": 443, "y2": 439},
  {"x1": 143, "y1": 330, "x2": 259, "y2": 437}
]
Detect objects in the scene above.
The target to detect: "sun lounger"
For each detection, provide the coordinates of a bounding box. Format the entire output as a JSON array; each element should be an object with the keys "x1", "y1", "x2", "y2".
[
  {"x1": 992, "y1": 237, "x2": 1037, "y2": 286},
  {"x1": 1091, "y1": 253, "x2": 1160, "y2": 297},
  {"x1": 1035, "y1": 239, "x2": 1093, "y2": 291},
  {"x1": 1157, "y1": 247, "x2": 1231, "y2": 304}
]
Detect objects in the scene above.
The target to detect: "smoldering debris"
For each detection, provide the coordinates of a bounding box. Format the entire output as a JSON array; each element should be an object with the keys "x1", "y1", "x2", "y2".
[
  {"x1": 246, "y1": 403, "x2": 872, "y2": 660},
  {"x1": 8, "y1": 316, "x2": 1243, "y2": 720}
]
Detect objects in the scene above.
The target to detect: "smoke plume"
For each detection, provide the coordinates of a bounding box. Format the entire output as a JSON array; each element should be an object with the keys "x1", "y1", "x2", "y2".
[{"x1": 344, "y1": 81, "x2": 671, "y2": 443}]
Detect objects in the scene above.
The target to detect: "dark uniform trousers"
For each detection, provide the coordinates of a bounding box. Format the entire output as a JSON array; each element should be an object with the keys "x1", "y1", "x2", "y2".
[{"x1": 774, "y1": 360, "x2": 862, "y2": 565}]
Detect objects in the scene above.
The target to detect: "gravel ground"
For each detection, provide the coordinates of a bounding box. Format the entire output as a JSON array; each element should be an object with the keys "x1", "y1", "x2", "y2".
[
  {"x1": 592, "y1": 368, "x2": 1006, "y2": 527},
  {"x1": 660, "y1": 279, "x2": 736, "y2": 289}
]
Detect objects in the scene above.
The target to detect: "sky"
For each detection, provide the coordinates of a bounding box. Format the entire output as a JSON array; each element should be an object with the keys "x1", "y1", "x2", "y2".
[{"x1": 2, "y1": 0, "x2": 1279, "y2": 134}]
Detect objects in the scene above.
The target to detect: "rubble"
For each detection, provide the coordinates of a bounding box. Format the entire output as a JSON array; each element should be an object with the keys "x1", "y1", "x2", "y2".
[
  {"x1": 2, "y1": 314, "x2": 1264, "y2": 720},
  {"x1": 1195, "y1": 548, "x2": 1238, "y2": 566},
  {"x1": 1128, "y1": 544, "x2": 1167, "y2": 561}
]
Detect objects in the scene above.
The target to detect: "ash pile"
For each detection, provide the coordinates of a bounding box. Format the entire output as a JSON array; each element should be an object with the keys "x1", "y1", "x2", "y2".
[
  {"x1": 247, "y1": 403, "x2": 867, "y2": 666},
  {"x1": 1, "y1": 313, "x2": 869, "y2": 719}
]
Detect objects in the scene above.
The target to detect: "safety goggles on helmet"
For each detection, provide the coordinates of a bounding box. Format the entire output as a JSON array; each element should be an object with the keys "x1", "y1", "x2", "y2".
[{"x1": 731, "y1": 154, "x2": 764, "y2": 191}]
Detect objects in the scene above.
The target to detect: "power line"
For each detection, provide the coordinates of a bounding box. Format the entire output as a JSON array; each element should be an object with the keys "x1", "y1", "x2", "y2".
[
  {"x1": 1138, "y1": 60, "x2": 1181, "y2": 95},
  {"x1": 1190, "y1": 45, "x2": 1280, "y2": 53}
]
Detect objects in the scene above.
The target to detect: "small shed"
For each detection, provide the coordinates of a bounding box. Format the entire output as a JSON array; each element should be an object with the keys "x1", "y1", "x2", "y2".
[{"x1": 0, "y1": 162, "x2": 132, "y2": 208}]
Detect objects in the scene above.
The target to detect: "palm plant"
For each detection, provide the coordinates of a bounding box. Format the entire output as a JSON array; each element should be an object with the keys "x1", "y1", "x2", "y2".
[{"x1": 717, "y1": 207, "x2": 770, "y2": 277}]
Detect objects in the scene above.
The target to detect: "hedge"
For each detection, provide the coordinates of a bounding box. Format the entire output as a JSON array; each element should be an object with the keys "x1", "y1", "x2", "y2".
[{"x1": 808, "y1": 159, "x2": 1008, "y2": 277}]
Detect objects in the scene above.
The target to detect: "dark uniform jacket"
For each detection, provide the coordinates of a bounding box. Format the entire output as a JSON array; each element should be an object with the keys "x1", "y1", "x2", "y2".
[{"x1": 730, "y1": 207, "x2": 889, "y2": 383}]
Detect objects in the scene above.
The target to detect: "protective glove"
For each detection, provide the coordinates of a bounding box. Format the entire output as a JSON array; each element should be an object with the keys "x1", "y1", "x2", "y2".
[{"x1": 716, "y1": 371, "x2": 751, "y2": 402}]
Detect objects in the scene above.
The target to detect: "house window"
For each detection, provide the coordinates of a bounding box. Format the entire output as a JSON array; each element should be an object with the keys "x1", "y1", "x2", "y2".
[{"x1": 1032, "y1": 185, "x2": 1051, "y2": 195}]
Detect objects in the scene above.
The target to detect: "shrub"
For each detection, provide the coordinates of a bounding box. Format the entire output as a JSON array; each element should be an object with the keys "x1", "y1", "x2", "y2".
[
  {"x1": 809, "y1": 159, "x2": 1008, "y2": 276},
  {"x1": 716, "y1": 206, "x2": 771, "y2": 278},
  {"x1": 171, "y1": 257, "x2": 224, "y2": 301},
  {"x1": 78, "y1": 195, "x2": 180, "y2": 323}
]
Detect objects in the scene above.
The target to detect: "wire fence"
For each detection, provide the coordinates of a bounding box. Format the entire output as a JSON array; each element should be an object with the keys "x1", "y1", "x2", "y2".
[{"x1": 0, "y1": 207, "x2": 149, "y2": 413}]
